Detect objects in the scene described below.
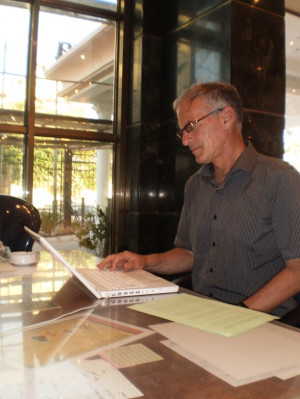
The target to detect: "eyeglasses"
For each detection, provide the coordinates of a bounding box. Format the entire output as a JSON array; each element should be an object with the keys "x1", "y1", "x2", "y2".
[{"x1": 176, "y1": 107, "x2": 224, "y2": 139}]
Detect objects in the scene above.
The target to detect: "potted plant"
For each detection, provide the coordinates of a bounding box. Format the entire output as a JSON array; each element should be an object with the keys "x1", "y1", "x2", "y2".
[{"x1": 75, "y1": 205, "x2": 109, "y2": 257}]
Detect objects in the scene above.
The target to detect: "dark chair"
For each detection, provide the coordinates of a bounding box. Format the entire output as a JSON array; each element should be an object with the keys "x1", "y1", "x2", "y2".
[
  {"x1": 0, "y1": 195, "x2": 41, "y2": 252},
  {"x1": 171, "y1": 271, "x2": 193, "y2": 290}
]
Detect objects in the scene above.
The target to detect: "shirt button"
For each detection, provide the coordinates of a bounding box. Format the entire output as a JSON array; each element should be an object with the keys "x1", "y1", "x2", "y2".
[
  {"x1": 216, "y1": 189, "x2": 221, "y2": 193},
  {"x1": 214, "y1": 215, "x2": 217, "y2": 220},
  {"x1": 212, "y1": 242, "x2": 216, "y2": 247}
]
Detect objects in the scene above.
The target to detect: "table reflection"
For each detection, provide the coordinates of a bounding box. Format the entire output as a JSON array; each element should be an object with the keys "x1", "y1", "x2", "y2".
[
  {"x1": 0, "y1": 250, "x2": 145, "y2": 399},
  {"x1": 0, "y1": 250, "x2": 100, "y2": 336}
]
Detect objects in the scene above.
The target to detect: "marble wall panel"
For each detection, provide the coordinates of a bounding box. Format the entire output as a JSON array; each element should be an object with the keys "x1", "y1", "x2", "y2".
[
  {"x1": 125, "y1": 213, "x2": 157, "y2": 253},
  {"x1": 157, "y1": 213, "x2": 181, "y2": 252},
  {"x1": 158, "y1": 120, "x2": 177, "y2": 212},
  {"x1": 158, "y1": 119, "x2": 198, "y2": 213},
  {"x1": 125, "y1": 124, "x2": 142, "y2": 211},
  {"x1": 130, "y1": 35, "x2": 143, "y2": 124},
  {"x1": 159, "y1": 0, "x2": 284, "y2": 36},
  {"x1": 160, "y1": 0, "x2": 227, "y2": 34},
  {"x1": 160, "y1": 3, "x2": 231, "y2": 121},
  {"x1": 126, "y1": 123, "x2": 159, "y2": 212},
  {"x1": 132, "y1": 0, "x2": 143, "y2": 38},
  {"x1": 243, "y1": 111, "x2": 284, "y2": 158},
  {"x1": 231, "y1": 1, "x2": 285, "y2": 115},
  {"x1": 237, "y1": 0, "x2": 284, "y2": 15},
  {"x1": 130, "y1": 35, "x2": 161, "y2": 125},
  {"x1": 125, "y1": 212, "x2": 180, "y2": 254},
  {"x1": 120, "y1": 0, "x2": 286, "y2": 254}
]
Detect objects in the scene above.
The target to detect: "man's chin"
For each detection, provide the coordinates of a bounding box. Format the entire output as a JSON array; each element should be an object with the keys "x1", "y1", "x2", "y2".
[{"x1": 195, "y1": 154, "x2": 207, "y2": 164}]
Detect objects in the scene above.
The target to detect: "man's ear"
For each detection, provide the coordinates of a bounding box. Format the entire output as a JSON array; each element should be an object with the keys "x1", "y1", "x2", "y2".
[{"x1": 222, "y1": 106, "x2": 235, "y2": 129}]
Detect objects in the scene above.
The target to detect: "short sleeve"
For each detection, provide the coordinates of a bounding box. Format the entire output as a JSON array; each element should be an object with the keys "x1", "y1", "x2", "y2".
[{"x1": 270, "y1": 166, "x2": 300, "y2": 260}]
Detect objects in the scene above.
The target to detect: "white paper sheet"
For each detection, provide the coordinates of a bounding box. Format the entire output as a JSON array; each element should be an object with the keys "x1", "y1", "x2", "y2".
[
  {"x1": 101, "y1": 343, "x2": 163, "y2": 368},
  {"x1": 0, "y1": 359, "x2": 143, "y2": 399},
  {"x1": 151, "y1": 321, "x2": 300, "y2": 386}
]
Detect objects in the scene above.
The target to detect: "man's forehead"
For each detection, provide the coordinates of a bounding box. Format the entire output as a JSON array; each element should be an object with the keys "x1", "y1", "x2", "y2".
[
  {"x1": 186, "y1": 95, "x2": 209, "y2": 109},
  {"x1": 178, "y1": 96, "x2": 208, "y2": 116}
]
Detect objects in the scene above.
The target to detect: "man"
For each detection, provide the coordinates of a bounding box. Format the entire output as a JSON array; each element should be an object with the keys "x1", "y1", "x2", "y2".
[{"x1": 99, "y1": 82, "x2": 300, "y2": 317}]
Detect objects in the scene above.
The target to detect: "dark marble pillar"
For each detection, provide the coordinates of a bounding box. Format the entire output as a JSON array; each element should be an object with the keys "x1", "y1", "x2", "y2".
[
  {"x1": 119, "y1": 0, "x2": 285, "y2": 254},
  {"x1": 231, "y1": 1, "x2": 285, "y2": 158}
]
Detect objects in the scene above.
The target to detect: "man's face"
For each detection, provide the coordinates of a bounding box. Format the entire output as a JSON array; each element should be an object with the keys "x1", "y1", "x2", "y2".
[{"x1": 177, "y1": 97, "x2": 226, "y2": 165}]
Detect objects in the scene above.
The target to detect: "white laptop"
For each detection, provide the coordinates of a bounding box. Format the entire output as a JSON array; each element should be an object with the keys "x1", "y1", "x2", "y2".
[{"x1": 24, "y1": 226, "x2": 179, "y2": 299}]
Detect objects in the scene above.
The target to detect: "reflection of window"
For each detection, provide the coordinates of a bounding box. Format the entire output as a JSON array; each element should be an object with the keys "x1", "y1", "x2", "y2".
[
  {"x1": 285, "y1": 12, "x2": 300, "y2": 172},
  {"x1": 284, "y1": 92, "x2": 300, "y2": 172},
  {"x1": 195, "y1": 48, "x2": 221, "y2": 83},
  {"x1": 0, "y1": 2, "x2": 30, "y2": 122},
  {"x1": 56, "y1": 42, "x2": 72, "y2": 59},
  {"x1": 36, "y1": 8, "x2": 116, "y2": 129},
  {"x1": 60, "y1": 0, "x2": 117, "y2": 12}
]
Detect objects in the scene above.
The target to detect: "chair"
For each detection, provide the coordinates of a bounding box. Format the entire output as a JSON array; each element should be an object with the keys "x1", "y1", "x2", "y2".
[
  {"x1": 294, "y1": 293, "x2": 300, "y2": 305},
  {"x1": 171, "y1": 271, "x2": 193, "y2": 290},
  {"x1": 0, "y1": 195, "x2": 41, "y2": 252}
]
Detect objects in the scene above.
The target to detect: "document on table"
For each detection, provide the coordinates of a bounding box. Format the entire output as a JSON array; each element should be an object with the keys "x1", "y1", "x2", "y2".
[
  {"x1": 152, "y1": 321, "x2": 300, "y2": 386},
  {"x1": 21, "y1": 313, "x2": 154, "y2": 368},
  {"x1": 0, "y1": 358, "x2": 143, "y2": 399},
  {"x1": 101, "y1": 343, "x2": 163, "y2": 368},
  {"x1": 129, "y1": 293, "x2": 278, "y2": 337}
]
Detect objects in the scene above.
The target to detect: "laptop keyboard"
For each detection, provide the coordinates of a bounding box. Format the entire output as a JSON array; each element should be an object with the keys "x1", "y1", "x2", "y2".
[{"x1": 80, "y1": 269, "x2": 147, "y2": 290}]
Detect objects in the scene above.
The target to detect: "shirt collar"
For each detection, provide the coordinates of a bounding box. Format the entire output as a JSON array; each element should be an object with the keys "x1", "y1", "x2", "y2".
[
  {"x1": 199, "y1": 141, "x2": 258, "y2": 179},
  {"x1": 231, "y1": 141, "x2": 258, "y2": 174}
]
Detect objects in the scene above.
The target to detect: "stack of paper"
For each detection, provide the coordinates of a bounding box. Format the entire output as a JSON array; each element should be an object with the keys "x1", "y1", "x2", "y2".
[
  {"x1": 129, "y1": 293, "x2": 278, "y2": 337},
  {"x1": 151, "y1": 321, "x2": 300, "y2": 386},
  {"x1": 129, "y1": 293, "x2": 300, "y2": 386}
]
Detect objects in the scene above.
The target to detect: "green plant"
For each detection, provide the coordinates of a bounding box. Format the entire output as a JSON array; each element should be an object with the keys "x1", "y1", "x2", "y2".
[
  {"x1": 75, "y1": 206, "x2": 108, "y2": 257},
  {"x1": 40, "y1": 211, "x2": 60, "y2": 235}
]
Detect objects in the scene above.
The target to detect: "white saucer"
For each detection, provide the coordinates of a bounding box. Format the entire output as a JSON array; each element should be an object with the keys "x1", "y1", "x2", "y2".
[{"x1": 9, "y1": 251, "x2": 37, "y2": 265}]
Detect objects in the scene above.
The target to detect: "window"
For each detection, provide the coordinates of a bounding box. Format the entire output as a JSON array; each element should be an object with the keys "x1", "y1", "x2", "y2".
[
  {"x1": 60, "y1": 0, "x2": 117, "y2": 12},
  {"x1": 36, "y1": 8, "x2": 115, "y2": 132},
  {"x1": 0, "y1": 1, "x2": 30, "y2": 125},
  {"x1": 0, "y1": 0, "x2": 120, "y2": 255},
  {"x1": 0, "y1": 134, "x2": 24, "y2": 194},
  {"x1": 32, "y1": 137, "x2": 113, "y2": 238}
]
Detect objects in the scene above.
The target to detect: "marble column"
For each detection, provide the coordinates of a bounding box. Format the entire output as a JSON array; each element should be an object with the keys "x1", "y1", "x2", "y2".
[{"x1": 119, "y1": 0, "x2": 285, "y2": 254}]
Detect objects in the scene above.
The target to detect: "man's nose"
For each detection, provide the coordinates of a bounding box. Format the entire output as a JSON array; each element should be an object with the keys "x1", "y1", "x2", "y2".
[{"x1": 181, "y1": 131, "x2": 193, "y2": 146}]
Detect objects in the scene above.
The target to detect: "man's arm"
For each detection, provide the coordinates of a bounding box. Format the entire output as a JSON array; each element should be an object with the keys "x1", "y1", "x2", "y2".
[
  {"x1": 243, "y1": 258, "x2": 300, "y2": 312},
  {"x1": 98, "y1": 247, "x2": 194, "y2": 274}
]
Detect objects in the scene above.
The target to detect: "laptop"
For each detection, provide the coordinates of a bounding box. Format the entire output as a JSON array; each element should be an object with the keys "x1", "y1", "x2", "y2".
[{"x1": 24, "y1": 227, "x2": 179, "y2": 299}]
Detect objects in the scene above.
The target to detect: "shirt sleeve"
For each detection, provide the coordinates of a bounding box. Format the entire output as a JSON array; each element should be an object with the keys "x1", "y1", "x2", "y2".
[
  {"x1": 174, "y1": 177, "x2": 194, "y2": 250},
  {"x1": 270, "y1": 165, "x2": 300, "y2": 260},
  {"x1": 174, "y1": 203, "x2": 192, "y2": 249}
]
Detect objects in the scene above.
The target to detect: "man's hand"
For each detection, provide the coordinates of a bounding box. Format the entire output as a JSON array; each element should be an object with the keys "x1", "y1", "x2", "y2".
[{"x1": 98, "y1": 251, "x2": 146, "y2": 271}]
